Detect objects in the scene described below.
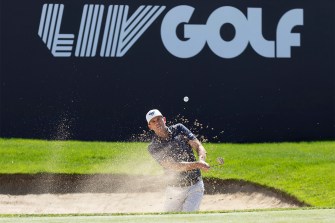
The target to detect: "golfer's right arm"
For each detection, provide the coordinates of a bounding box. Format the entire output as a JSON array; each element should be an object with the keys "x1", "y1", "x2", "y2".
[{"x1": 160, "y1": 159, "x2": 210, "y2": 172}]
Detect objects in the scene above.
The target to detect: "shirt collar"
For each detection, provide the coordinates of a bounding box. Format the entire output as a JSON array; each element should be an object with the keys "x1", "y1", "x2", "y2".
[{"x1": 153, "y1": 126, "x2": 173, "y2": 142}]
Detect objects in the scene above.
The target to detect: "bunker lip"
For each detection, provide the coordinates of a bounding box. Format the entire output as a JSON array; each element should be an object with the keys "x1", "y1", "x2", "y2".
[{"x1": 0, "y1": 173, "x2": 308, "y2": 207}]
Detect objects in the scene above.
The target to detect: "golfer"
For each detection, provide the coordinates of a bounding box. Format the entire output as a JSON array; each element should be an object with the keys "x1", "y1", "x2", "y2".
[{"x1": 146, "y1": 109, "x2": 210, "y2": 212}]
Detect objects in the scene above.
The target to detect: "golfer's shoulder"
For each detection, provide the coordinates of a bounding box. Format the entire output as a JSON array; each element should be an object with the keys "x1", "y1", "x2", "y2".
[
  {"x1": 170, "y1": 123, "x2": 188, "y2": 131},
  {"x1": 172, "y1": 123, "x2": 196, "y2": 140}
]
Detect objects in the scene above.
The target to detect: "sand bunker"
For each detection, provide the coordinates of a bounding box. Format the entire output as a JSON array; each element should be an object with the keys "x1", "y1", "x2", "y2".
[{"x1": 0, "y1": 174, "x2": 306, "y2": 214}]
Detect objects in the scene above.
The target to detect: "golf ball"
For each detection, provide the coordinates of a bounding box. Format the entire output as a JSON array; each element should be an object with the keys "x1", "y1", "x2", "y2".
[{"x1": 183, "y1": 96, "x2": 189, "y2": 102}]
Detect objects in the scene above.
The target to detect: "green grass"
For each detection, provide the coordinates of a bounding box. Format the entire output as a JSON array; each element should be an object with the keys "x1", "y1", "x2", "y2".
[
  {"x1": 1, "y1": 209, "x2": 335, "y2": 223},
  {"x1": 0, "y1": 138, "x2": 334, "y2": 207},
  {"x1": 0, "y1": 138, "x2": 161, "y2": 175},
  {"x1": 204, "y1": 142, "x2": 335, "y2": 207}
]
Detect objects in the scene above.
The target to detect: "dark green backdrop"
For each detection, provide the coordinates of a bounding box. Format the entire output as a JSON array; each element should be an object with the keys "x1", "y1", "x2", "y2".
[{"x1": 1, "y1": 0, "x2": 334, "y2": 142}]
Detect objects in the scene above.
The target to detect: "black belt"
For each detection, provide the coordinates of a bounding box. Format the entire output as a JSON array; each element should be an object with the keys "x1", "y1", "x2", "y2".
[{"x1": 168, "y1": 177, "x2": 201, "y2": 187}]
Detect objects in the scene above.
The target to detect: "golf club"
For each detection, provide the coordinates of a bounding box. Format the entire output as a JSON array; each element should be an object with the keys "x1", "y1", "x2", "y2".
[{"x1": 211, "y1": 157, "x2": 224, "y2": 168}]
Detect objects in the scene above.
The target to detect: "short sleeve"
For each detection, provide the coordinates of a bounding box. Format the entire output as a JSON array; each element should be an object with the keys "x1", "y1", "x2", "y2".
[{"x1": 175, "y1": 123, "x2": 196, "y2": 140}]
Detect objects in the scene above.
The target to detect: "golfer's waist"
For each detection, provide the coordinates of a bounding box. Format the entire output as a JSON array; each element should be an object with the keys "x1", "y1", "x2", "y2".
[{"x1": 168, "y1": 177, "x2": 201, "y2": 187}]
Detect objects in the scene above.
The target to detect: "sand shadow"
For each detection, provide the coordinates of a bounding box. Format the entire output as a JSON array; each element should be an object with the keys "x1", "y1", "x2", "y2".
[{"x1": 0, "y1": 174, "x2": 308, "y2": 207}]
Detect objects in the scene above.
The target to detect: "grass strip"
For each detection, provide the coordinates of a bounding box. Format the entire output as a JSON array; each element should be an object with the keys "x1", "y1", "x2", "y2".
[{"x1": 0, "y1": 138, "x2": 334, "y2": 207}]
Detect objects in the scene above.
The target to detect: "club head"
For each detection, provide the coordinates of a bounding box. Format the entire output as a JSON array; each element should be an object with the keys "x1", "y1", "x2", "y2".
[{"x1": 216, "y1": 157, "x2": 224, "y2": 165}]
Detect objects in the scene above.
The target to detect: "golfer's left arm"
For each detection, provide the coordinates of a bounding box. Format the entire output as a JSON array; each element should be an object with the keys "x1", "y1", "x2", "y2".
[{"x1": 189, "y1": 139, "x2": 207, "y2": 162}]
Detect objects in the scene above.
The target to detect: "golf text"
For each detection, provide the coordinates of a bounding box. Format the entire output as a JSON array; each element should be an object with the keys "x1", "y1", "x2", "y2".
[{"x1": 38, "y1": 4, "x2": 304, "y2": 58}]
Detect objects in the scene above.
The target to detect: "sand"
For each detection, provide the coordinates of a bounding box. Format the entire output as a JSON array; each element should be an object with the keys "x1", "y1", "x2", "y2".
[
  {"x1": 0, "y1": 191, "x2": 300, "y2": 214},
  {"x1": 0, "y1": 174, "x2": 304, "y2": 214}
]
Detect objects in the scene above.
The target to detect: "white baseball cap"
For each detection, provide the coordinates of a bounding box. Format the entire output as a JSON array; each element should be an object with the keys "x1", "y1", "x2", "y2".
[{"x1": 146, "y1": 109, "x2": 163, "y2": 123}]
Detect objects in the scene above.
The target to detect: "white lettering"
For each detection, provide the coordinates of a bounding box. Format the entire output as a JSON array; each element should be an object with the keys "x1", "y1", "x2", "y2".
[
  {"x1": 38, "y1": 4, "x2": 74, "y2": 57},
  {"x1": 206, "y1": 6, "x2": 249, "y2": 58},
  {"x1": 161, "y1": 6, "x2": 303, "y2": 58},
  {"x1": 161, "y1": 5, "x2": 206, "y2": 58},
  {"x1": 248, "y1": 8, "x2": 275, "y2": 58},
  {"x1": 276, "y1": 9, "x2": 304, "y2": 58},
  {"x1": 38, "y1": 4, "x2": 303, "y2": 58}
]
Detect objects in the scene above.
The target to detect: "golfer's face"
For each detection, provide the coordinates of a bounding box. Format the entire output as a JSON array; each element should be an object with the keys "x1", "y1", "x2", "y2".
[{"x1": 148, "y1": 116, "x2": 166, "y2": 131}]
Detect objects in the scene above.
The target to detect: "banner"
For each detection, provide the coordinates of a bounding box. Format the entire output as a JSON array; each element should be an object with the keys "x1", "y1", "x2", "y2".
[{"x1": 1, "y1": 0, "x2": 334, "y2": 142}]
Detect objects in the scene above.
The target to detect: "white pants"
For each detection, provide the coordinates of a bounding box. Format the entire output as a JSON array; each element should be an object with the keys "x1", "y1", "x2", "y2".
[{"x1": 164, "y1": 180, "x2": 204, "y2": 212}]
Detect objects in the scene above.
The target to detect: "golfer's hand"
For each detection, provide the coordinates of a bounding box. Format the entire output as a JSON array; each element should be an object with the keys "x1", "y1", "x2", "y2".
[{"x1": 198, "y1": 160, "x2": 210, "y2": 172}]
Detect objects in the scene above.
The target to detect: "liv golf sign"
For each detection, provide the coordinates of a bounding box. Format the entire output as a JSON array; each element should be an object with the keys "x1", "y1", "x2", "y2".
[{"x1": 38, "y1": 4, "x2": 303, "y2": 58}]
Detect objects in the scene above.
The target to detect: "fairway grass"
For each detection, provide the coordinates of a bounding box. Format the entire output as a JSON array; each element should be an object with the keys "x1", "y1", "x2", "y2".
[
  {"x1": 1, "y1": 209, "x2": 335, "y2": 223},
  {"x1": 0, "y1": 138, "x2": 334, "y2": 207}
]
